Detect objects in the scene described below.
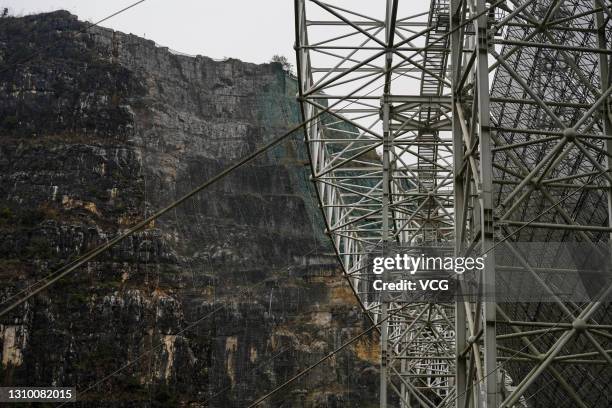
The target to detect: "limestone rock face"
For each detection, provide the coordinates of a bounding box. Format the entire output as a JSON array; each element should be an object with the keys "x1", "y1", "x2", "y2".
[{"x1": 0, "y1": 11, "x2": 378, "y2": 407}]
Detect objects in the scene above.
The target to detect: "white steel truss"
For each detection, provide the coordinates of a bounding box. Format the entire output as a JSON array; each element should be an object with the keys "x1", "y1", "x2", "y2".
[{"x1": 295, "y1": 0, "x2": 612, "y2": 407}]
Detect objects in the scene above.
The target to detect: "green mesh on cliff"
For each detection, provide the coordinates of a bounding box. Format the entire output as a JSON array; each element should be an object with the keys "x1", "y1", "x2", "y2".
[{"x1": 256, "y1": 70, "x2": 328, "y2": 247}]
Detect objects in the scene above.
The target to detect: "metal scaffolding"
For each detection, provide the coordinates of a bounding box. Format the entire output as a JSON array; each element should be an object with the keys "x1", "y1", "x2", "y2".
[{"x1": 295, "y1": 0, "x2": 612, "y2": 406}]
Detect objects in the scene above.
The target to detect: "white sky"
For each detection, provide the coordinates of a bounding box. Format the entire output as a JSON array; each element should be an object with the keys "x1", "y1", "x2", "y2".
[
  {"x1": 2, "y1": 0, "x2": 297, "y2": 65},
  {"x1": 3, "y1": 1, "x2": 433, "y2": 67}
]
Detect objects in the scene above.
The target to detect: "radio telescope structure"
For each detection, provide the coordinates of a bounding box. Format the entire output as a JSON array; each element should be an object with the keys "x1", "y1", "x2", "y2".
[{"x1": 294, "y1": 0, "x2": 612, "y2": 406}]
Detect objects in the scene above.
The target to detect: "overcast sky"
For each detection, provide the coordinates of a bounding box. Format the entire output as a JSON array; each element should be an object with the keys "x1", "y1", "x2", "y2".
[{"x1": 2, "y1": 0, "x2": 298, "y2": 65}]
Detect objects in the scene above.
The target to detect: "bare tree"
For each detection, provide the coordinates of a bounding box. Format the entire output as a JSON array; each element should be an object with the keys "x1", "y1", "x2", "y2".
[{"x1": 270, "y1": 55, "x2": 293, "y2": 74}]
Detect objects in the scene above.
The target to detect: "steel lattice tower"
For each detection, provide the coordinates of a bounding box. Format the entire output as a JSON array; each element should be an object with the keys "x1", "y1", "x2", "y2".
[{"x1": 295, "y1": 0, "x2": 612, "y2": 407}]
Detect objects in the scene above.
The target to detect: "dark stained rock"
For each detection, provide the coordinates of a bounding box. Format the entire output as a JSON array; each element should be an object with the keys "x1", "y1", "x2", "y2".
[{"x1": 0, "y1": 10, "x2": 378, "y2": 407}]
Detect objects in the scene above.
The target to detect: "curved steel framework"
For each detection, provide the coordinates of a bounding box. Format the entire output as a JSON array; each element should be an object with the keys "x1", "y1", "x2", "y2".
[{"x1": 295, "y1": 0, "x2": 612, "y2": 407}]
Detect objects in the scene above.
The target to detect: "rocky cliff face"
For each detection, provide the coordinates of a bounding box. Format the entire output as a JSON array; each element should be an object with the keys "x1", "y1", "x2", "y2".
[{"x1": 0, "y1": 11, "x2": 378, "y2": 407}]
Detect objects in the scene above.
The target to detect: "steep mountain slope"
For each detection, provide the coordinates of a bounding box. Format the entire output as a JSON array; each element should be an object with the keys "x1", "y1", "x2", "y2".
[{"x1": 0, "y1": 11, "x2": 378, "y2": 407}]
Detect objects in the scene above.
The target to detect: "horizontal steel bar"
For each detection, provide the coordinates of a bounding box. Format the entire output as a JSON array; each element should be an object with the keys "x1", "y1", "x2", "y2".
[
  {"x1": 501, "y1": 221, "x2": 612, "y2": 232},
  {"x1": 493, "y1": 39, "x2": 612, "y2": 54}
]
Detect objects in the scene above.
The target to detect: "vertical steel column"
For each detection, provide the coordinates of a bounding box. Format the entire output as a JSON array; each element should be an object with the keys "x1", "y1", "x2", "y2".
[
  {"x1": 474, "y1": 0, "x2": 497, "y2": 406},
  {"x1": 380, "y1": 100, "x2": 391, "y2": 408},
  {"x1": 380, "y1": 2, "x2": 397, "y2": 406},
  {"x1": 596, "y1": 2, "x2": 612, "y2": 242},
  {"x1": 450, "y1": 0, "x2": 467, "y2": 406}
]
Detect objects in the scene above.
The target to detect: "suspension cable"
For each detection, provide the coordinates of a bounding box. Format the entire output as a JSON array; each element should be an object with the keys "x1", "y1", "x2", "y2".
[{"x1": 1, "y1": 0, "x2": 508, "y2": 319}]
